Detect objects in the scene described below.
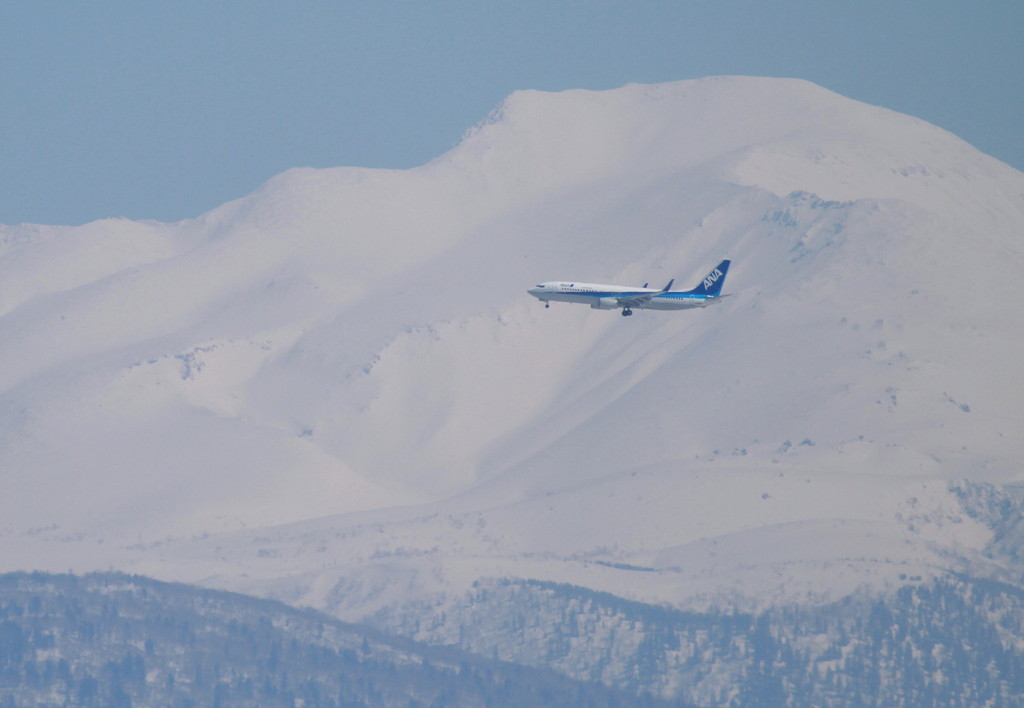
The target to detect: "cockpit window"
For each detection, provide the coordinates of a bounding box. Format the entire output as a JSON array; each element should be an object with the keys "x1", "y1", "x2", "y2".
[{"x1": 535, "y1": 284, "x2": 546, "y2": 288}]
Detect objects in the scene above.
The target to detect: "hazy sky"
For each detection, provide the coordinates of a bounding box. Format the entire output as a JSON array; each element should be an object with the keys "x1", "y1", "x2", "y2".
[{"x1": 3, "y1": 1, "x2": 1021, "y2": 226}]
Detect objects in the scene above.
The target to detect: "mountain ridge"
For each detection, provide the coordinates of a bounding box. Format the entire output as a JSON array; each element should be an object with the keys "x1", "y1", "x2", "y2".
[{"x1": 1, "y1": 76, "x2": 1022, "y2": 633}]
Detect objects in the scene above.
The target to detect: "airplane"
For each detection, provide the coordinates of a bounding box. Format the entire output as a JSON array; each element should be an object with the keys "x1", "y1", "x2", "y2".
[{"x1": 528, "y1": 260, "x2": 731, "y2": 317}]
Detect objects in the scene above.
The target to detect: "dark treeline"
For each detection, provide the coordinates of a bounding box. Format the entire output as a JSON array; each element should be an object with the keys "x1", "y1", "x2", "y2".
[
  {"x1": 426, "y1": 575, "x2": 1024, "y2": 706},
  {"x1": 5, "y1": 570, "x2": 1024, "y2": 706},
  {"x1": 0, "y1": 572, "x2": 670, "y2": 708}
]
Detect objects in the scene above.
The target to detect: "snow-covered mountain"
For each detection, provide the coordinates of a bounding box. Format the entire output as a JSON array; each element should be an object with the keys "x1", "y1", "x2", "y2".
[{"x1": 3, "y1": 76, "x2": 1023, "y2": 651}]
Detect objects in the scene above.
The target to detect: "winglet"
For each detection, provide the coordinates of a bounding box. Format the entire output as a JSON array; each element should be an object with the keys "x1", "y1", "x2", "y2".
[{"x1": 661, "y1": 279, "x2": 675, "y2": 292}]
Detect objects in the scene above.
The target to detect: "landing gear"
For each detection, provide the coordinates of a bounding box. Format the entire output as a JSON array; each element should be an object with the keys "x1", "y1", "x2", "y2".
[
  {"x1": 545, "y1": 302, "x2": 550, "y2": 308},
  {"x1": 621, "y1": 308, "x2": 633, "y2": 317}
]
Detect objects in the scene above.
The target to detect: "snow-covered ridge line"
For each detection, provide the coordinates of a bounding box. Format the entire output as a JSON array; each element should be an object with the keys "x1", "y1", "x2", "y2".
[{"x1": 0, "y1": 77, "x2": 1022, "y2": 629}]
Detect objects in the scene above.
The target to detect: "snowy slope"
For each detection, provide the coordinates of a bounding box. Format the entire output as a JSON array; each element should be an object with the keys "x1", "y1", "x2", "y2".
[{"x1": 1, "y1": 77, "x2": 1023, "y2": 619}]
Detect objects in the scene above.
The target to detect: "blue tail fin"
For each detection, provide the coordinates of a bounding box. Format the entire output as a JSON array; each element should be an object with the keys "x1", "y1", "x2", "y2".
[{"x1": 687, "y1": 260, "x2": 731, "y2": 296}]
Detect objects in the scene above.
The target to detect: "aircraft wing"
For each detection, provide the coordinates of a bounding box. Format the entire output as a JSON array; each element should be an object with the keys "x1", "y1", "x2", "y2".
[{"x1": 616, "y1": 279, "x2": 673, "y2": 307}]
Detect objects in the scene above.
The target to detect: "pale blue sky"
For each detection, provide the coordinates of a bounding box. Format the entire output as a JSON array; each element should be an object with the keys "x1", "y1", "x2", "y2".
[{"x1": 2, "y1": 1, "x2": 1021, "y2": 226}]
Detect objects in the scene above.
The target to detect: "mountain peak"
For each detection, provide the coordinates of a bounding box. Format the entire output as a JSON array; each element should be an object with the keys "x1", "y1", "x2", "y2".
[{"x1": 1, "y1": 77, "x2": 1022, "y2": 625}]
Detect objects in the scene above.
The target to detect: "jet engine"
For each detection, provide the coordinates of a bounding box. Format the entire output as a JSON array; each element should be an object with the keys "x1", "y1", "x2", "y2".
[{"x1": 591, "y1": 297, "x2": 620, "y2": 310}]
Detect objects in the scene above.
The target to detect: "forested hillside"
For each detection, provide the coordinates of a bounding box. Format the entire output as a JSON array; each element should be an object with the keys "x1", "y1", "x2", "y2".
[
  {"x1": 373, "y1": 575, "x2": 1024, "y2": 706},
  {"x1": 5, "y1": 571, "x2": 1022, "y2": 706},
  {"x1": 0, "y1": 572, "x2": 664, "y2": 707}
]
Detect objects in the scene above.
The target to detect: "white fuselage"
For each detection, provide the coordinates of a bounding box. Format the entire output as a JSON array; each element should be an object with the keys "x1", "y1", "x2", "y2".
[{"x1": 528, "y1": 281, "x2": 712, "y2": 310}]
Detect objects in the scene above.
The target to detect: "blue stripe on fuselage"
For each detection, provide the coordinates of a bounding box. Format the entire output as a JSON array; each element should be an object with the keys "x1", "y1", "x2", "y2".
[{"x1": 557, "y1": 290, "x2": 705, "y2": 297}]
